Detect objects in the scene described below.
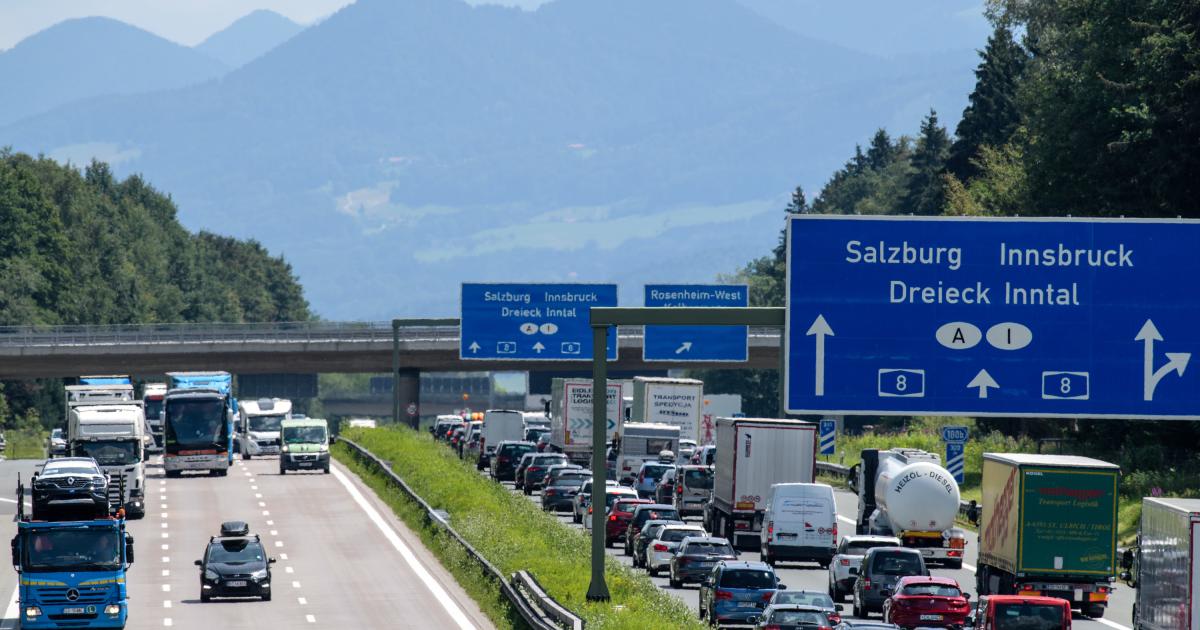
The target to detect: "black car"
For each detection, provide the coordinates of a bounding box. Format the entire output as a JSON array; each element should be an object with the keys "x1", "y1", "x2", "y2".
[
  {"x1": 31, "y1": 457, "x2": 109, "y2": 520},
  {"x1": 196, "y1": 521, "x2": 275, "y2": 601},
  {"x1": 624, "y1": 504, "x2": 681, "y2": 556},
  {"x1": 631, "y1": 519, "x2": 685, "y2": 568},
  {"x1": 491, "y1": 441, "x2": 536, "y2": 481},
  {"x1": 540, "y1": 471, "x2": 590, "y2": 511}
]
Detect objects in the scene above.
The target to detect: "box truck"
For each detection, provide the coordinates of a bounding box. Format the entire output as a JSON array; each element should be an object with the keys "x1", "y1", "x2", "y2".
[
  {"x1": 549, "y1": 378, "x2": 627, "y2": 466},
  {"x1": 977, "y1": 453, "x2": 1120, "y2": 617},
  {"x1": 1126, "y1": 497, "x2": 1199, "y2": 630},
  {"x1": 630, "y1": 377, "x2": 703, "y2": 443}
]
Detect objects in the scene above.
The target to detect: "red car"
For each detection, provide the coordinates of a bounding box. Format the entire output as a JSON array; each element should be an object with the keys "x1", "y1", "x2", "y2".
[
  {"x1": 604, "y1": 498, "x2": 651, "y2": 546},
  {"x1": 966, "y1": 595, "x2": 1071, "y2": 630},
  {"x1": 883, "y1": 575, "x2": 970, "y2": 628}
]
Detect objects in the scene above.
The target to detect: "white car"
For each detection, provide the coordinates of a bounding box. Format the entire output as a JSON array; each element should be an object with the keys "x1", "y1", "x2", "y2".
[
  {"x1": 583, "y1": 487, "x2": 638, "y2": 531},
  {"x1": 573, "y1": 478, "x2": 619, "y2": 524},
  {"x1": 826, "y1": 534, "x2": 901, "y2": 601},
  {"x1": 646, "y1": 524, "x2": 706, "y2": 577}
]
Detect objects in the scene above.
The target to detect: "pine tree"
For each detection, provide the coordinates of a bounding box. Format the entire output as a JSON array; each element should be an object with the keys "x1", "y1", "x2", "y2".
[
  {"x1": 866, "y1": 129, "x2": 896, "y2": 170},
  {"x1": 947, "y1": 24, "x2": 1026, "y2": 180},
  {"x1": 785, "y1": 185, "x2": 808, "y2": 214},
  {"x1": 902, "y1": 110, "x2": 951, "y2": 215}
]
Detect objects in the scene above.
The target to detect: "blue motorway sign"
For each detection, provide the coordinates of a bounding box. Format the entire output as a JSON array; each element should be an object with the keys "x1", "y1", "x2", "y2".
[
  {"x1": 644, "y1": 284, "x2": 749, "y2": 362},
  {"x1": 941, "y1": 425, "x2": 969, "y2": 443},
  {"x1": 784, "y1": 216, "x2": 1200, "y2": 419},
  {"x1": 819, "y1": 418, "x2": 836, "y2": 455},
  {"x1": 460, "y1": 283, "x2": 618, "y2": 361}
]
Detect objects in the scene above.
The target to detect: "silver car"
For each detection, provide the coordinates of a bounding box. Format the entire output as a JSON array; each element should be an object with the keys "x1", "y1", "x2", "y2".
[
  {"x1": 826, "y1": 535, "x2": 900, "y2": 601},
  {"x1": 573, "y1": 478, "x2": 618, "y2": 524},
  {"x1": 646, "y1": 524, "x2": 706, "y2": 576}
]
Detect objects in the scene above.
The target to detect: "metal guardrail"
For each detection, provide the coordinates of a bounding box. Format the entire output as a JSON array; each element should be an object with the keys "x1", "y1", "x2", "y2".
[
  {"x1": 337, "y1": 436, "x2": 584, "y2": 630},
  {"x1": 816, "y1": 461, "x2": 977, "y2": 523}
]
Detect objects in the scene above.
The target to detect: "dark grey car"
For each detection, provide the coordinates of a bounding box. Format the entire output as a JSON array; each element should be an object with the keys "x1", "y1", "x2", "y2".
[
  {"x1": 31, "y1": 457, "x2": 110, "y2": 520},
  {"x1": 540, "y1": 471, "x2": 589, "y2": 511},
  {"x1": 669, "y1": 536, "x2": 737, "y2": 588},
  {"x1": 851, "y1": 547, "x2": 928, "y2": 617}
]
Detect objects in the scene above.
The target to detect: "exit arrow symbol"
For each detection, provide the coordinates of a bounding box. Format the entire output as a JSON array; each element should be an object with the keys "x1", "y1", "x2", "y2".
[
  {"x1": 1136, "y1": 319, "x2": 1191, "y2": 401},
  {"x1": 806, "y1": 314, "x2": 834, "y2": 396},
  {"x1": 967, "y1": 369, "x2": 999, "y2": 398},
  {"x1": 675, "y1": 342, "x2": 693, "y2": 354},
  {"x1": 468, "y1": 341, "x2": 481, "y2": 353},
  {"x1": 532, "y1": 342, "x2": 546, "y2": 354}
]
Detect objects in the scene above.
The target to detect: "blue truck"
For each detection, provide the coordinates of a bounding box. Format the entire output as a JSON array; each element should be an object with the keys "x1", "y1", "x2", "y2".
[
  {"x1": 163, "y1": 371, "x2": 238, "y2": 476},
  {"x1": 11, "y1": 475, "x2": 134, "y2": 629}
]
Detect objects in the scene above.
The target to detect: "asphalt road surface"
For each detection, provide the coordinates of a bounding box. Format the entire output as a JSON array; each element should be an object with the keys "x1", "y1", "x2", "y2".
[
  {"x1": 1, "y1": 456, "x2": 494, "y2": 630},
  {"x1": 504, "y1": 469, "x2": 1136, "y2": 630}
]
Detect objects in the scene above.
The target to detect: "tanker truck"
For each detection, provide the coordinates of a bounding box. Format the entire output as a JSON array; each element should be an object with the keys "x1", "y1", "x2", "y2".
[{"x1": 850, "y1": 448, "x2": 967, "y2": 568}]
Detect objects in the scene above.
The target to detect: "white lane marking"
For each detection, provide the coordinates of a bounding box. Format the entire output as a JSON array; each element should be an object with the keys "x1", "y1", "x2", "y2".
[
  {"x1": 163, "y1": 600, "x2": 172, "y2": 608},
  {"x1": 285, "y1": 566, "x2": 294, "y2": 574},
  {"x1": 161, "y1": 532, "x2": 169, "y2": 539},
  {"x1": 161, "y1": 522, "x2": 169, "y2": 529},
  {"x1": 252, "y1": 486, "x2": 259, "y2": 491},
  {"x1": 262, "y1": 510, "x2": 270, "y2": 516},
  {"x1": 1, "y1": 584, "x2": 19, "y2": 630},
  {"x1": 0, "y1": 498, "x2": 31, "y2": 507},
  {"x1": 249, "y1": 478, "x2": 256, "y2": 483},
  {"x1": 162, "y1": 569, "x2": 170, "y2": 577},
  {"x1": 161, "y1": 544, "x2": 169, "y2": 551},
  {"x1": 161, "y1": 503, "x2": 168, "y2": 509},
  {"x1": 1094, "y1": 618, "x2": 1132, "y2": 630},
  {"x1": 162, "y1": 584, "x2": 171, "y2": 592},
  {"x1": 332, "y1": 466, "x2": 477, "y2": 630},
  {"x1": 161, "y1": 512, "x2": 169, "y2": 518},
  {"x1": 164, "y1": 618, "x2": 173, "y2": 627},
  {"x1": 266, "y1": 520, "x2": 274, "y2": 526},
  {"x1": 292, "y1": 581, "x2": 301, "y2": 588},
  {"x1": 159, "y1": 480, "x2": 166, "y2": 485},
  {"x1": 161, "y1": 556, "x2": 170, "y2": 563},
  {"x1": 280, "y1": 553, "x2": 288, "y2": 560},
  {"x1": 244, "y1": 472, "x2": 251, "y2": 476},
  {"x1": 275, "y1": 541, "x2": 283, "y2": 547},
  {"x1": 255, "y1": 493, "x2": 263, "y2": 499},
  {"x1": 305, "y1": 615, "x2": 316, "y2": 623},
  {"x1": 160, "y1": 494, "x2": 167, "y2": 500},
  {"x1": 297, "y1": 597, "x2": 307, "y2": 605},
  {"x1": 963, "y1": 562, "x2": 977, "y2": 572},
  {"x1": 270, "y1": 530, "x2": 278, "y2": 536},
  {"x1": 258, "y1": 501, "x2": 267, "y2": 507}
]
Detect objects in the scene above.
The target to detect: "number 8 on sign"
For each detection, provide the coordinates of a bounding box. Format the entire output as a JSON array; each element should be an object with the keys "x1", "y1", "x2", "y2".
[{"x1": 878, "y1": 369, "x2": 926, "y2": 398}]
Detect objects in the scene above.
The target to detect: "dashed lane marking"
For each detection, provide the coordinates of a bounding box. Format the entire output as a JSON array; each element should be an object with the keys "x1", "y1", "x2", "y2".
[
  {"x1": 275, "y1": 541, "x2": 283, "y2": 548},
  {"x1": 285, "y1": 567, "x2": 294, "y2": 574},
  {"x1": 162, "y1": 569, "x2": 170, "y2": 577},
  {"x1": 163, "y1": 600, "x2": 171, "y2": 608},
  {"x1": 297, "y1": 597, "x2": 307, "y2": 605},
  {"x1": 161, "y1": 585, "x2": 170, "y2": 593},
  {"x1": 164, "y1": 618, "x2": 173, "y2": 627},
  {"x1": 305, "y1": 615, "x2": 316, "y2": 623},
  {"x1": 292, "y1": 581, "x2": 301, "y2": 588},
  {"x1": 280, "y1": 553, "x2": 288, "y2": 560}
]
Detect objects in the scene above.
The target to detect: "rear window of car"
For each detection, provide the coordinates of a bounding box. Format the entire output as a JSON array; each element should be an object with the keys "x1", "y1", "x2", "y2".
[
  {"x1": 769, "y1": 610, "x2": 828, "y2": 625},
  {"x1": 683, "y1": 468, "x2": 713, "y2": 489},
  {"x1": 871, "y1": 552, "x2": 924, "y2": 575},
  {"x1": 900, "y1": 583, "x2": 961, "y2": 597},
  {"x1": 683, "y1": 541, "x2": 733, "y2": 555},
  {"x1": 614, "y1": 501, "x2": 643, "y2": 512},
  {"x1": 719, "y1": 569, "x2": 775, "y2": 589},
  {"x1": 995, "y1": 604, "x2": 1065, "y2": 628},
  {"x1": 501, "y1": 444, "x2": 535, "y2": 456},
  {"x1": 843, "y1": 540, "x2": 893, "y2": 555},
  {"x1": 605, "y1": 493, "x2": 637, "y2": 508},
  {"x1": 640, "y1": 464, "x2": 671, "y2": 478},
  {"x1": 552, "y1": 478, "x2": 585, "y2": 488},
  {"x1": 634, "y1": 509, "x2": 679, "y2": 525},
  {"x1": 773, "y1": 591, "x2": 835, "y2": 607},
  {"x1": 661, "y1": 528, "x2": 703, "y2": 542}
]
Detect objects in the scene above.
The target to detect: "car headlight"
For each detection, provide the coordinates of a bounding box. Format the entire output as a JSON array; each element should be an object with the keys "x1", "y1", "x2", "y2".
[
  {"x1": 205, "y1": 569, "x2": 220, "y2": 580},
  {"x1": 251, "y1": 568, "x2": 269, "y2": 580}
]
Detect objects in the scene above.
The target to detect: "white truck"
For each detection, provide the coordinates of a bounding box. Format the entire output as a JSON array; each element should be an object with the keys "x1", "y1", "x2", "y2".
[
  {"x1": 614, "y1": 422, "x2": 680, "y2": 484},
  {"x1": 237, "y1": 398, "x2": 291, "y2": 459},
  {"x1": 549, "y1": 378, "x2": 628, "y2": 466},
  {"x1": 850, "y1": 448, "x2": 967, "y2": 568},
  {"x1": 1127, "y1": 497, "x2": 1199, "y2": 630},
  {"x1": 142, "y1": 383, "x2": 167, "y2": 452},
  {"x1": 630, "y1": 377, "x2": 703, "y2": 443},
  {"x1": 705, "y1": 417, "x2": 817, "y2": 549},
  {"x1": 477, "y1": 409, "x2": 525, "y2": 470},
  {"x1": 68, "y1": 404, "x2": 147, "y2": 518},
  {"x1": 700, "y1": 393, "x2": 742, "y2": 445}
]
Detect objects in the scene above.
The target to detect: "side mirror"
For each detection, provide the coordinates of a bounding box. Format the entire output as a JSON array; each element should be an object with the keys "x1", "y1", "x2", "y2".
[
  {"x1": 125, "y1": 539, "x2": 135, "y2": 565},
  {"x1": 848, "y1": 567, "x2": 858, "y2": 575},
  {"x1": 776, "y1": 583, "x2": 787, "y2": 590},
  {"x1": 747, "y1": 616, "x2": 759, "y2": 624},
  {"x1": 1119, "y1": 571, "x2": 1131, "y2": 581},
  {"x1": 269, "y1": 557, "x2": 277, "y2": 564},
  {"x1": 11, "y1": 537, "x2": 20, "y2": 572},
  {"x1": 834, "y1": 604, "x2": 844, "y2": 612},
  {"x1": 194, "y1": 559, "x2": 202, "y2": 566},
  {"x1": 964, "y1": 592, "x2": 971, "y2": 599}
]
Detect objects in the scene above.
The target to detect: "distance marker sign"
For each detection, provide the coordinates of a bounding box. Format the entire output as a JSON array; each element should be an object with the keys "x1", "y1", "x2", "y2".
[
  {"x1": 461, "y1": 283, "x2": 618, "y2": 361},
  {"x1": 784, "y1": 216, "x2": 1200, "y2": 419}
]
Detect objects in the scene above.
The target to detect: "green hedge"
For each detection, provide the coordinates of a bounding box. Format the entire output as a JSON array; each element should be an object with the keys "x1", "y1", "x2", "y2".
[
  {"x1": 5, "y1": 430, "x2": 47, "y2": 460},
  {"x1": 334, "y1": 426, "x2": 705, "y2": 630}
]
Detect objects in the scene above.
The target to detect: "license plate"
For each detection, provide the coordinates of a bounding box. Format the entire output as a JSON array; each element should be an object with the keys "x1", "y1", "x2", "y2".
[
  {"x1": 63, "y1": 607, "x2": 87, "y2": 615},
  {"x1": 1043, "y1": 584, "x2": 1071, "y2": 591},
  {"x1": 920, "y1": 614, "x2": 943, "y2": 621},
  {"x1": 921, "y1": 549, "x2": 935, "y2": 556},
  {"x1": 297, "y1": 462, "x2": 313, "y2": 467},
  {"x1": 226, "y1": 580, "x2": 248, "y2": 587},
  {"x1": 778, "y1": 533, "x2": 797, "y2": 538}
]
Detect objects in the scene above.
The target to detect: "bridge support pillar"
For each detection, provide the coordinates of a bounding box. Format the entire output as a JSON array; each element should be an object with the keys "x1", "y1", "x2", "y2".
[{"x1": 392, "y1": 368, "x2": 420, "y2": 429}]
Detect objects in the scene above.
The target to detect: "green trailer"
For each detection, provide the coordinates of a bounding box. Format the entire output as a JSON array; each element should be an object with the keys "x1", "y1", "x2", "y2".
[{"x1": 977, "y1": 453, "x2": 1120, "y2": 618}]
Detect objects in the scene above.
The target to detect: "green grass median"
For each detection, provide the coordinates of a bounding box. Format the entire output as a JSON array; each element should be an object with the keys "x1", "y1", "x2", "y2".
[
  {"x1": 5, "y1": 430, "x2": 47, "y2": 460},
  {"x1": 334, "y1": 426, "x2": 706, "y2": 630}
]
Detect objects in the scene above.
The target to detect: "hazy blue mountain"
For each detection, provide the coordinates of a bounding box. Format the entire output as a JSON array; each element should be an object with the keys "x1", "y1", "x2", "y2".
[
  {"x1": 196, "y1": 10, "x2": 304, "y2": 68},
  {"x1": 0, "y1": 17, "x2": 227, "y2": 127},
  {"x1": 1, "y1": 0, "x2": 983, "y2": 320}
]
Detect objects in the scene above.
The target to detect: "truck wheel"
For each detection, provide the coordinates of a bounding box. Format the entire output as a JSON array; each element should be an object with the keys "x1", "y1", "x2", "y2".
[
  {"x1": 648, "y1": 567, "x2": 658, "y2": 577},
  {"x1": 244, "y1": 452, "x2": 252, "y2": 460},
  {"x1": 166, "y1": 470, "x2": 182, "y2": 479},
  {"x1": 853, "y1": 598, "x2": 864, "y2": 618},
  {"x1": 1085, "y1": 604, "x2": 1105, "y2": 619},
  {"x1": 201, "y1": 593, "x2": 210, "y2": 603},
  {"x1": 944, "y1": 559, "x2": 963, "y2": 570},
  {"x1": 323, "y1": 465, "x2": 330, "y2": 474},
  {"x1": 670, "y1": 574, "x2": 682, "y2": 589},
  {"x1": 279, "y1": 467, "x2": 286, "y2": 475}
]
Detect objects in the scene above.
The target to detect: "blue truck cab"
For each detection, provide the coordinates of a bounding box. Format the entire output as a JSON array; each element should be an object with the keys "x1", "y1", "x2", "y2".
[
  {"x1": 11, "y1": 477, "x2": 134, "y2": 629},
  {"x1": 164, "y1": 372, "x2": 238, "y2": 472}
]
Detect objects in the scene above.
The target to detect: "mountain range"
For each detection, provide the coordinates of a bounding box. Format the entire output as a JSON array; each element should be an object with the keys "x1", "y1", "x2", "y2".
[
  {"x1": 0, "y1": 0, "x2": 986, "y2": 320},
  {"x1": 196, "y1": 9, "x2": 304, "y2": 68}
]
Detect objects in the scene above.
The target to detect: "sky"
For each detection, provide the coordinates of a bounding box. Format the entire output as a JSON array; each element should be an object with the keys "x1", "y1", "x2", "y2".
[{"x1": 0, "y1": 0, "x2": 355, "y2": 49}]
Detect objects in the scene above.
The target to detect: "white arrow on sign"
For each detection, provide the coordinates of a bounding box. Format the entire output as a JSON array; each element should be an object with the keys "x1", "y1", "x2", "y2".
[
  {"x1": 967, "y1": 369, "x2": 999, "y2": 398},
  {"x1": 806, "y1": 314, "x2": 834, "y2": 396},
  {"x1": 468, "y1": 341, "x2": 481, "y2": 353},
  {"x1": 675, "y1": 342, "x2": 693, "y2": 354},
  {"x1": 1136, "y1": 319, "x2": 1191, "y2": 401},
  {"x1": 532, "y1": 342, "x2": 546, "y2": 354}
]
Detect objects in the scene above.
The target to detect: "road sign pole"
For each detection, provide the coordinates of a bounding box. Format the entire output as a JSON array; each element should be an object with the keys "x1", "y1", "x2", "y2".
[
  {"x1": 392, "y1": 319, "x2": 400, "y2": 426},
  {"x1": 586, "y1": 324, "x2": 611, "y2": 601}
]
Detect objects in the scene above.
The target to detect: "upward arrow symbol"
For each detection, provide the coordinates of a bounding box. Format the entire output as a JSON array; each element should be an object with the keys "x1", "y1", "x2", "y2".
[
  {"x1": 967, "y1": 369, "x2": 999, "y2": 398},
  {"x1": 468, "y1": 341, "x2": 481, "y2": 353},
  {"x1": 806, "y1": 315, "x2": 834, "y2": 396},
  {"x1": 532, "y1": 342, "x2": 546, "y2": 354},
  {"x1": 1136, "y1": 319, "x2": 1191, "y2": 401}
]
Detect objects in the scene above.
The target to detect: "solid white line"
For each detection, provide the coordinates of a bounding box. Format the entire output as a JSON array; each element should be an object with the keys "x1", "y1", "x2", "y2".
[
  {"x1": 1, "y1": 584, "x2": 19, "y2": 630},
  {"x1": 332, "y1": 466, "x2": 477, "y2": 630},
  {"x1": 1094, "y1": 618, "x2": 1132, "y2": 630}
]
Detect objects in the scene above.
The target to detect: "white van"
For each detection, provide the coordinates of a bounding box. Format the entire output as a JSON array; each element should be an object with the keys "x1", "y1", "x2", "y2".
[{"x1": 760, "y1": 482, "x2": 838, "y2": 568}]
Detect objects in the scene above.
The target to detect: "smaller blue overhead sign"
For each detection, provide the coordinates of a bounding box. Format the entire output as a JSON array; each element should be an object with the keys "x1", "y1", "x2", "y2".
[
  {"x1": 460, "y1": 283, "x2": 618, "y2": 361},
  {"x1": 644, "y1": 284, "x2": 749, "y2": 362}
]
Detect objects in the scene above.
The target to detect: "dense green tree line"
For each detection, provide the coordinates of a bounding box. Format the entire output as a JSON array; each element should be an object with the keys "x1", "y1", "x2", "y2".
[
  {"x1": 701, "y1": 0, "x2": 1200, "y2": 462},
  {"x1": 0, "y1": 150, "x2": 310, "y2": 426}
]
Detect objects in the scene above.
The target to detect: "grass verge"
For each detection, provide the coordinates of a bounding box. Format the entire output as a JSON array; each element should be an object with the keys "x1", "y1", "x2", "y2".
[
  {"x1": 6, "y1": 430, "x2": 46, "y2": 459},
  {"x1": 334, "y1": 426, "x2": 706, "y2": 630}
]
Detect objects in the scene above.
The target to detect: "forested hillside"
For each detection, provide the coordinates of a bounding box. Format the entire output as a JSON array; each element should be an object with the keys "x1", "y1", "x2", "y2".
[
  {"x1": 0, "y1": 150, "x2": 309, "y2": 426},
  {"x1": 700, "y1": 0, "x2": 1200, "y2": 472}
]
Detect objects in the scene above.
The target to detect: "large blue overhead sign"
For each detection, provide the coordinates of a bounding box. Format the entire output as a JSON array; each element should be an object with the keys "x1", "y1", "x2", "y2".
[
  {"x1": 644, "y1": 284, "x2": 749, "y2": 362},
  {"x1": 784, "y1": 216, "x2": 1200, "y2": 419},
  {"x1": 461, "y1": 283, "x2": 618, "y2": 361}
]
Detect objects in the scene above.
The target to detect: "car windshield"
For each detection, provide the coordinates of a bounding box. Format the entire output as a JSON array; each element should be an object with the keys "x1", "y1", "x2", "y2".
[
  {"x1": 685, "y1": 541, "x2": 734, "y2": 556},
  {"x1": 74, "y1": 440, "x2": 140, "y2": 466},
  {"x1": 553, "y1": 478, "x2": 585, "y2": 488},
  {"x1": 994, "y1": 604, "x2": 1065, "y2": 630},
  {"x1": 165, "y1": 398, "x2": 227, "y2": 448},
  {"x1": 683, "y1": 468, "x2": 713, "y2": 489},
  {"x1": 719, "y1": 569, "x2": 775, "y2": 589},
  {"x1": 51, "y1": 428, "x2": 64, "y2": 439},
  {"x1": 635, "y1": 509, "x2": 679, "y2": 524},
  {"x1": 284, "y1": 426, "x2": 326, "y2": 444},
  {"x1": 43, "y1": 464, "x2": 98, "y2": 476},
  {"x1": 774, "y1": 591, "x2": 835, "y2": 607},
  {"x1": 872, "y1": 553, "x2": 923, "y2": 575},
  {"x1": 502, "y1": 444, "x2": 535, "y2": 457},
  {"x1": 249, "y1": 414, "x2": 285, "y2": 432},
  {"x1": 614, "y1": 501, "x2": 643, "y2": 513},
  {"x1": 24, "y1": 528, "x2": 121, "y2": 572},
  {"x1": 769, "y1": 610, "x2": 828, "y2": 624},
  {"x1": 661, "y1": 529, "x2": 703, "y2": 542},
  {"x1": 208, "y1": 540, "x2": 266, "y2": 565},
  {"x1": 844, "y1": 541, "x2": 893, "y2": 555},
  {"x1": 605, "y1": 493, "x2": 636, "y2": 508},
  {"x1": 901, "y1": 583, "x2": 961, "y2": 597}
]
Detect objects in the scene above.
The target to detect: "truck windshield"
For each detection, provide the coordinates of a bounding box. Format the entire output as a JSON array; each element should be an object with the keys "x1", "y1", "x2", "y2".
[
  {"x1": 284, "y1": 426, "x2": 326, "y2": 444},
  {"x1": 165, "y1": 399, "x2": 227, "y2": 449},
  {"x1": 248, "y1": 414, "x2": 285, "y2": 432},
  {"x1": 683, "y1": 468, "x2": 713, "y2": 489},
  {"x1": 74, "y1": 440, "x2": 139, "y2": 466},
  {"x1": 143, "y1": 399, "x2": 163, "y2": 420},
  {"x1": 24, "y1": 529, "x2": 121, "y2": 572},
  {"x1": 994, "y1": 604, "x2": 1064, "y2": 630}
]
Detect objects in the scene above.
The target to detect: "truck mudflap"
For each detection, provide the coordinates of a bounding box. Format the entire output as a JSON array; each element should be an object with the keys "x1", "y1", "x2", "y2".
[{"x1": 1015, "y1": 580, "x2": 1113, "y2": 608}]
